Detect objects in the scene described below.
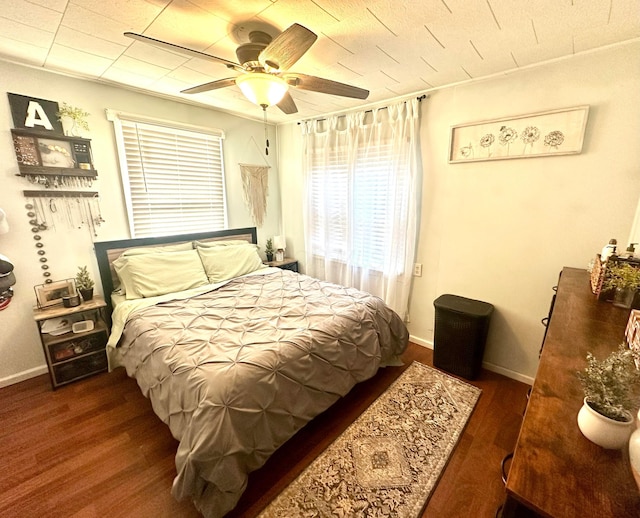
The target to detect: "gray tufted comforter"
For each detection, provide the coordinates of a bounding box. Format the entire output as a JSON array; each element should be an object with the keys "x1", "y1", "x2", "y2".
[{"x1": 116, "y1": 269, "x2": 408, "y2": 517}]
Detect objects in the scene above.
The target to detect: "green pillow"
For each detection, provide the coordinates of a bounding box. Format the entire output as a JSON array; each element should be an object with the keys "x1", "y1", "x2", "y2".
[
  {"x1": 122, "y1": 242, "x2": 193, "y2": 255},
  {"x1": 196, "y1": 243, "x2": 265, "y2": 284},
  {"x1": 114, "y1": 249, "x2": 208, "y2": 299},
  {"x1": 193, "y1": 239, "x2": 250, "y2": 248}
]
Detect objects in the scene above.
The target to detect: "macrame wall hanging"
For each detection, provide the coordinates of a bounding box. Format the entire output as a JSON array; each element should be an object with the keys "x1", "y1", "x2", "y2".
[{"x1": 239, "y1": 163, "x2": 269, "y2": 227}]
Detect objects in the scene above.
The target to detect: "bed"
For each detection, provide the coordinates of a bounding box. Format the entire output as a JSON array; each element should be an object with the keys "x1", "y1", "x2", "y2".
[{"x1": 94, "y1": 227, "x2": 409, "y2": 517}]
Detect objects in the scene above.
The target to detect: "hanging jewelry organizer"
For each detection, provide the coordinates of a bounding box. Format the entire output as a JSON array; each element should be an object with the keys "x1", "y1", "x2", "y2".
[
  {"x1": 7, "y1": 95, "x2": 103, "y2": 285},
  {"x1": 22, "y1": 191, "x2": 105, "y2": 284},
  {"x1": 12, "y1": 129, "x2": 102, "y2": 285},
  {"x1": 12, "y1": 128, "x2": 97, "y2": 182}
]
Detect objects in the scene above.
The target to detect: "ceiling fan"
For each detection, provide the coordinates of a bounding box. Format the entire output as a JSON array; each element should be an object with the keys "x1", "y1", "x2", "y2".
[{"x1": 124, "y1": 23, "x2": 369, "y2": 115}]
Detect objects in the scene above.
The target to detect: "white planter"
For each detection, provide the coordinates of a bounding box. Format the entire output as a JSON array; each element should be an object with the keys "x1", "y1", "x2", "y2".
[
  {"x1": 60, "y1": 116, "x2": 82, "y2": 137},
  {"x1": 629, "y1": 410, "x2": 640, "y2": 491},
  {"x1": 577, "y1": 399, "x2": 634, "y2": 449}
]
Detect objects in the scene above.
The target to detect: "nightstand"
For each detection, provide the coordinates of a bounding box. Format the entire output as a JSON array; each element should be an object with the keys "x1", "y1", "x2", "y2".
[
  {"x1": 265, "y1": 258, "x2": 299, "y2": 273},
  {"x1": 33, "y1": 296, "x2": 109, "y2": 389}
]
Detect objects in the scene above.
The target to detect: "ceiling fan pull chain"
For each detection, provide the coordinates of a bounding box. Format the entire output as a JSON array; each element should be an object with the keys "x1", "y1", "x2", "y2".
[{"x1": 263, "y1": 106, "x2": 269, "y2": 155}]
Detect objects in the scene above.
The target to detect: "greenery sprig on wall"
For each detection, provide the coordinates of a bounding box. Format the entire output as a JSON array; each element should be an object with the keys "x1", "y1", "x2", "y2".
[{"x1": 56, "y1": 102, "x2": 90, "y2": 131}]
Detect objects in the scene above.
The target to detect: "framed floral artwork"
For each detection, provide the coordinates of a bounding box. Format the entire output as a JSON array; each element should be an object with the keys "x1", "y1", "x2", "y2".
[{"x1": 449, "y1": 105, "x2": 589, "y2": 163}]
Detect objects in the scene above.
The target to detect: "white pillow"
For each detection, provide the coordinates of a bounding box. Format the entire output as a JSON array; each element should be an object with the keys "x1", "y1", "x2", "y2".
[
  {"x1": 114, "y1": 249, "x2": 208, "y2": 299},
  {"x1": 196, "y1": 243, "x2": 265, "y2": 283}
]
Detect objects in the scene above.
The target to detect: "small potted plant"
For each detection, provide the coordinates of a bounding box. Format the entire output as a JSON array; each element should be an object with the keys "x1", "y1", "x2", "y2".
[
  {"x1": 602, "y1": 261, "x2": 640, "y2": 308},
  {"x1": 576, "y1": 344, "x2": 640, "y2": 449},
  {"x1": 56, "y1": 102, "x2": 90, "y2": 136},
  {"x1": 265, "y1": 238, "x2": 274, "y2": 262},
  {"x1": 76, "y1": 265, "x2": 95, "y2": 301}
]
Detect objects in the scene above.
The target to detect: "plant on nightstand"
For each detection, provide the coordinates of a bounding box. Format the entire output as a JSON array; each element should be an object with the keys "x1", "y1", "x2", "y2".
[
  {"x1": 576, "y1": 344, "x2": 640, "y2": 449},
  {"x1": 265, "y1": 238, "x2": 274, "y2": 262},
  {"x1": 76, "y1": 265, "x2": 95, "y2": 301}
]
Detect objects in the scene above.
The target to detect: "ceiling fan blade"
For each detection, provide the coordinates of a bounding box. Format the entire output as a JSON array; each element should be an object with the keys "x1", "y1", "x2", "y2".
[
  {"x1": 285, "y1": 73, "x2": 369, "y2": 99},
  {"x1": 124, "y1": 32, "x2": 242, "y2": 71},
  {"x1": 181, "y1": 77, "x2": 237, "y2": 95},
  {"x1": 259, "y1": 23, "x2": 317, "y2": 72},
  {"x1": 277, "y1": 91, "x2": 298, "y2": 114}
]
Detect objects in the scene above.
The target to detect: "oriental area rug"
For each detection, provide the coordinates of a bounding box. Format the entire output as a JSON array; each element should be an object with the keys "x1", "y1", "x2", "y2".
[{"x1": 258, "y1": 361, "x2": 482, "y2": 518}]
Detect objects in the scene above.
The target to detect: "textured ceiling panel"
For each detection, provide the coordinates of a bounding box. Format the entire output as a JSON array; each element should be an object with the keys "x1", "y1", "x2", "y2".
[
  {"x1": 46, "y1": 45, "x2": 113, "y2": 76},
  {"x1": 56, "y1": 26, "x2": 127, "y2": 61},
  {"x1": 0, "y1": 0, "x2": 637, "y2": 123},
  {"x1": 0, "y1": 0, "x2": 64, "y2": 28},
  {"x1": 70, "y1": 0, "x2": 167, "y2": 29},
  {"x1": 0, "y1": 17, "x2": 54, "y2": 50},
  {"x1": 0, "y1": 37, "x2": 48, "y2": 66},
  {"x1": 143, "y1": 0, "x2": 231, "y2": 51}
]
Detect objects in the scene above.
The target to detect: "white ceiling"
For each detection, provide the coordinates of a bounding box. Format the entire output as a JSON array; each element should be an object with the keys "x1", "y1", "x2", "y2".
[{"x1": 0, "y1": 0, "x2": 638, "y2": 123}]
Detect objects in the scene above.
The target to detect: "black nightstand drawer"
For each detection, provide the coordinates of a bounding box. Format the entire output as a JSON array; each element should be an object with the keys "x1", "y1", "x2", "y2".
[
  {"x1": 278, "y1": 261, "x2": 298, "y2": 272},
  {"x1": 49, "y1": 330, "x2": 108, "y2": 364},
  {"x1": 34, "y1": 296, "x2": 109, "y2": 389},
  {"x1": 265, "y1": 258, "x2": 299, "y2": 272},
  {"x1": 53, "y1": 349, "x2": 108, "y2": 385}
]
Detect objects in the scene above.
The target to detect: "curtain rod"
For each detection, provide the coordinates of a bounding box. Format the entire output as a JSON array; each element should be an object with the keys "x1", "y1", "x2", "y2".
[{"x1": 297, "y1": 94, "x2": 428, "y2": 125}]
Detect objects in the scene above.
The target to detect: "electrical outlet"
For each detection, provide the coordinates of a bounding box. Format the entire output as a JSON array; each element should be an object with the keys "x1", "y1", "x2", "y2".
[{"x1": 413, "y1": 263, "x2": 422, "y2": 277}]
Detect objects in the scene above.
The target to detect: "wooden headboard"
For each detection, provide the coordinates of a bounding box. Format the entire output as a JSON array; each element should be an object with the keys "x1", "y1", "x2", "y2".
[{"x1": 94, "y1": 227, "x2": 257, "y2": 313}]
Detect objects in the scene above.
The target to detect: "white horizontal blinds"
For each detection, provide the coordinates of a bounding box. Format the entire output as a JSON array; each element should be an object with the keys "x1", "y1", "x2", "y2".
[
  {"x1": 354, "y1": 139, "x2": 409, "y2": 271},
  {"x1": 308, "y1": 142, "x2": 349, "y2": 260},
  {"x1": 119, "y1": 119, "x2": 226, "y2": 238},
  {"x1": 309, "y1": 137, "x2": 406, "y2": 270}
]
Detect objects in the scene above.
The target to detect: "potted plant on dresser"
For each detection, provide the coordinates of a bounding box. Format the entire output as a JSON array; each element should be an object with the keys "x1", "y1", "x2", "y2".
[
  {"x1": 603, "y1": 261, "x2": 640, "y2": 308},
  {"x1": 76, "y1": 265, "x2": 94, "y2": 302},
  {"x1": 576, "y1": 344, "x2": 640, "y2": 449}
]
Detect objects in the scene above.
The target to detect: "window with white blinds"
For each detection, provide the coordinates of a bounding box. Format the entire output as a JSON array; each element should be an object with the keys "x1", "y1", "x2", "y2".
[
  {"x1": 308, "y1": 140, "x2": 409, "y2": 271},
  {"x1": 110, "y1": 113, "x2": 227, "y2": 238}
]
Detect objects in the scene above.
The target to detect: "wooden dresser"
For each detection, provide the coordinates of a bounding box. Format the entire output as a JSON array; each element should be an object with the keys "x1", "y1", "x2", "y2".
[{"x1": 504, "y1": 267, "x2": 640, "y2": 517}]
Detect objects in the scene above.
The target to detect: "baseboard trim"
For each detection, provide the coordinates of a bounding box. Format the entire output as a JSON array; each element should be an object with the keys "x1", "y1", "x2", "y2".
[
  {"x1": 0, "y1": 365, "x2": 48, "y2": 388},
  {"x1": 409, "y1": 334, "x2": 534, "y2": 385},
  {"x1": 481, "y1": 362, "x2": 534, "y2": 385},
  {"x1": 409, "y1": 335, "x2": 433, "y2": 349},
  {"x1": 2, "y1": 341, "x2": 535, "y2": 389}
]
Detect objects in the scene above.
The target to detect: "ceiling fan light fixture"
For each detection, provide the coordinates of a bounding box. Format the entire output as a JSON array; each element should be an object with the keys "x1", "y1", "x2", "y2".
[{"x1": 236, "y1": 73, "x2": 288, "y2": 107}]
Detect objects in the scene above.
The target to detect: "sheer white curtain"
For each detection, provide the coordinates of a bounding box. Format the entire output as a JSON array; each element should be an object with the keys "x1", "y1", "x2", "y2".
[{"x1": 302, "y1": 98, "x2": 422, "y2": 318}]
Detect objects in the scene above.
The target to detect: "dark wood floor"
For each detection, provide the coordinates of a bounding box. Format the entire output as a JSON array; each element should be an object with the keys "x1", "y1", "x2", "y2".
[{"x1": 0, "y1": 342, "x2": 530, "y2": 517}]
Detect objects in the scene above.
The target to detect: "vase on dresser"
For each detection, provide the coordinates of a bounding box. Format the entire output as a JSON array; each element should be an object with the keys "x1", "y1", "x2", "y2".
[
  {"x1": 577, "y1": 399, "x2": 634, "y2": 449},
  {"x1": 629, "y1": 410, "x2": 640, "y2": 491},
  {"x1": 613, "y1": 287, "x2": 635, "y2": 308}
]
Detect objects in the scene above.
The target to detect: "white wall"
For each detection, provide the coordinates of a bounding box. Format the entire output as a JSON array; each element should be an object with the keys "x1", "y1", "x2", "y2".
[
  {"x1": 0, "y1": 61, "x2": 283, "y2": 386},
  {"x1": 278, "y1": 41, "x2": 640, "y2": 383}
]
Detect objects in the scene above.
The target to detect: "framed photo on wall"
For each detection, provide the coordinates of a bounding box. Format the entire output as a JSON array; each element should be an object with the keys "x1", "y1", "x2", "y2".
[
  {"x1": 38, "y1": 139, "x2": 76, "y2": 168},
  {"x1": 449, "y1": 105, "x2": 589, "y2": 163}
]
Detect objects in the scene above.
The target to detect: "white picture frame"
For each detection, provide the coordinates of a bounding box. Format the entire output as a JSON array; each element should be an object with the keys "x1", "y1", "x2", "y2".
[
  {"x1": 449, "y1": 105, "x2": 589, "y2": 163},
  {"x1": 34, "y1": 278, "x2": 76, "y2": 308}
]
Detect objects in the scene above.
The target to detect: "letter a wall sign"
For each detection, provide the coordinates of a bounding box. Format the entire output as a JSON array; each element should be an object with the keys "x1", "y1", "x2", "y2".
[{"x1": 7, "y1": 93, "x2": 64, "y2": 135}]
